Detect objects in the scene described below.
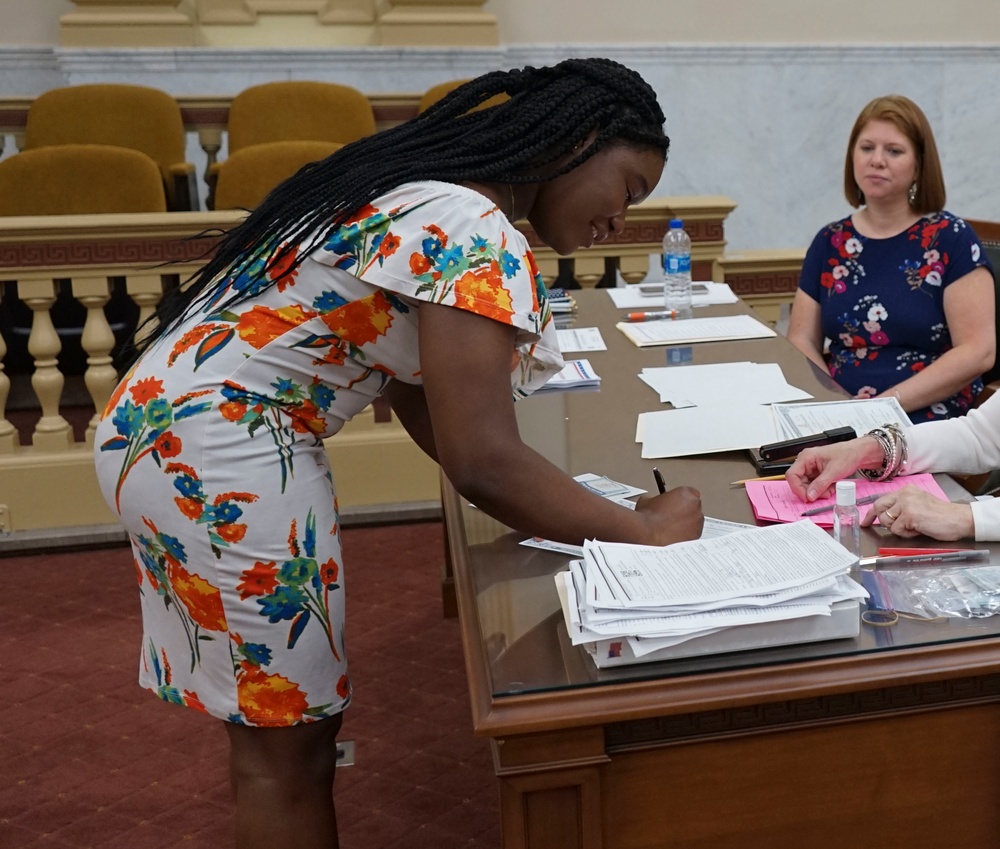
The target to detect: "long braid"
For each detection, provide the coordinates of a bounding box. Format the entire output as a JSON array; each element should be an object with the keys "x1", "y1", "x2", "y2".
[{"x1": 137, "y1": 57, "x2": 668, "y2": 360}]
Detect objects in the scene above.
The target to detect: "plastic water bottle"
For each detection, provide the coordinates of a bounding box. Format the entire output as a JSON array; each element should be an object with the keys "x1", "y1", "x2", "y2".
[
  {"x1": 833, "y1": 480, "x2": 861, "y2": 577},
  {"x1": 662, "y1": 218, "x2": 693, "y2": 320}
]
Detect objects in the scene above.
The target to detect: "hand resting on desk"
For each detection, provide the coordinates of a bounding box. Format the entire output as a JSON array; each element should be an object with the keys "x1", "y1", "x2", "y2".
[{"x1": 862, "y1": 485, "x2": 975, "y2": 541}]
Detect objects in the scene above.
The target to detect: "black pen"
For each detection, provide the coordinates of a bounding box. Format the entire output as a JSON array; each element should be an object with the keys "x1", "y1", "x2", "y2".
[{"x1": 653, "y1": 467, "x2": 667, "y2": 494}]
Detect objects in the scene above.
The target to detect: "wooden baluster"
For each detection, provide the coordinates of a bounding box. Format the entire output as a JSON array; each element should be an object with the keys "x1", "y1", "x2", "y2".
[
  {"x1": 73, "y1": 276, "x2": 117, "y2": 447},
  {"x1": 18, "y1": 279, "x2": 73, "y2": 451},
  {"x1": 198, "y1": 128, "x2": 223, "y2": 209},
  {"x1": 126, "y1": 273, "x2": 166, "y2": 346},
  {"x1": 619, "y1": 254, "x2": 654, "y2": 286},
  {"x1": 0, "y1": 292, "x2": 18, "y2": 454},
  {"x1": 534, "y1": 255, "x2": 561, "y2": 289},
  {"x1": 573, "y1": 254, "x2": 606, "y2": 288}
]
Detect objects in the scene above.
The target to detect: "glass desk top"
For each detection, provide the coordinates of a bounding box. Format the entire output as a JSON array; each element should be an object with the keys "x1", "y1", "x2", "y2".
[{"x1": 444, "y1": 290, "x2": 1000, "y2": 700}]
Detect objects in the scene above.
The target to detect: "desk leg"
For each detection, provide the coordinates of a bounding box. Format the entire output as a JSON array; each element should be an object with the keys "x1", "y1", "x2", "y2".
[
  {"x1": 494, "y1": 729, "x2": 608, "y2": 849},
  {"x1": 440, "y1": 504, "x2": 457, "y2": 618}
]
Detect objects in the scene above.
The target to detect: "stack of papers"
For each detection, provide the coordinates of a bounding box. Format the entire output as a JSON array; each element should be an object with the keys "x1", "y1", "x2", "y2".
[
  {"x1": 617, "y1": 314, "x2": 776, "y2": 348},
  {"x1": 638, "y1": 362, "x2": 812, "y2": 408},
  {"x1": 606, "y1": 282, "x2": 740, "y2": 310},
  {"x1": 547, "y1": 288, "x2": 576, "y2": 314},
  {"x1": 637, "y1": 396, "x2": 910, "y2": 459},
  {"x1": 535, "y1": 359, "x2": 601, "y2": 392},
  {"x1": 556, "y1": 520, "x2": 866, "y2": 667}
]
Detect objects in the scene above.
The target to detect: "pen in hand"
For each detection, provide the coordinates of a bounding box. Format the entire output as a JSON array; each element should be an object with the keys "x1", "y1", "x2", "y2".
[
  {"x1": 800, "y1": 493, "x2": 879, "y2": 516},
  {"x1": 653, "y1": 467, "x2": 667, "y2": 494}
]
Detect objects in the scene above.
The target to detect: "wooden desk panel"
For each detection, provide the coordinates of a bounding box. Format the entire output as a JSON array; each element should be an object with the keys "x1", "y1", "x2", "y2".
[{"x1": 444, "y1": 289, "x2": 1000, "y2": 848}]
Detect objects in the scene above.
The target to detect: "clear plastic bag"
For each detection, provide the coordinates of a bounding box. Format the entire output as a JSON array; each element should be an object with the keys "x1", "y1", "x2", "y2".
[{"x1": 862, "y1": 566, "x2": 1000, "y2": 619}]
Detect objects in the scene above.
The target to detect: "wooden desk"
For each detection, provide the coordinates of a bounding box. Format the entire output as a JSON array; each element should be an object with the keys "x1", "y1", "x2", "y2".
[{"x1": 443, "y1": 290, "x2": 1000, "y2": 849}]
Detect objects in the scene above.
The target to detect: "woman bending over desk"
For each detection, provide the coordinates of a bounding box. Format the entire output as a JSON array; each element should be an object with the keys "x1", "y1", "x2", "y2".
[
  {"x1": 787, "y1": 94, "x2": 995, "y2": 422},
  {"x1": 92, "y1": 59, "x2": 704, "y2": 849},
  {"x1": 787, "y1": 390, "x2": 1000, "y2": 541}
]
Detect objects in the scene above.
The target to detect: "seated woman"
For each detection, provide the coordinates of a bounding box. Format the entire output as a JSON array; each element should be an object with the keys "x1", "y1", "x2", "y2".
[
  {"x1": 786, "y1": 390, "x2": 1000, "y2": 541},
  {"x1": 787, "y1": 94, "x2": 995, "y2": 422}
]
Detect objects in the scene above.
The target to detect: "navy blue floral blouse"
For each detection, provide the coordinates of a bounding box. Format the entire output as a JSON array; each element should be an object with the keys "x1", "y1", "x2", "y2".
[{"x1": 799, "y1": 211, "x2": 994, "y2": 421}]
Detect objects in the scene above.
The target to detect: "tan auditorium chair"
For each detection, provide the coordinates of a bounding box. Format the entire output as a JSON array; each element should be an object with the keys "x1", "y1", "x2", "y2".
[
  {"x1": 207, "y1": 81, "x2": 375, "y2": 208},
  {"x1": 212, "y1": 139, "x2": 343, "y2": 211},
  {"x1": 22, "y1": 83, "x2": 198, "y2": 211}
]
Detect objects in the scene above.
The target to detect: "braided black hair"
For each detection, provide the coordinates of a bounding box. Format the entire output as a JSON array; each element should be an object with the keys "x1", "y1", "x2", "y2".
[{"x1": 137, "y1": 57, "x2": 668, "y2": 359}]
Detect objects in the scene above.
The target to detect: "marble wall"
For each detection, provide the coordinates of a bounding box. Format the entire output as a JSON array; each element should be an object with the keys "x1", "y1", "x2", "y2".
[{"x1": 2, "y1": 42, "x2": 998, "y2": 253}]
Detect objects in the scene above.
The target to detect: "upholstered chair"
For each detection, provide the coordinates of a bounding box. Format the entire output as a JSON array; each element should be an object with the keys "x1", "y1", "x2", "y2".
[
  {"x1": 207, "y1": 81, "x2": 375, "y2": 208},
  {"x1": 22, "y1": 83, "x2": 197, "y2": 211},
  {"x1": 212, "y1": 139, "x2": 343, "y2": 212},
  {"x1": 0, "y1": 144, "x2": 167, "y2": 215},
  {"x1": 417, "y1": 79, "x2": 508, "y2": 114}
]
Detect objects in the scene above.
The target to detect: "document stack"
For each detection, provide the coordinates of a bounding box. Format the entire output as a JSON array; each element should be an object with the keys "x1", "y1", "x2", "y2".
[{"x1": 556, "y1": 520, "x2": 867, "y2": 668}]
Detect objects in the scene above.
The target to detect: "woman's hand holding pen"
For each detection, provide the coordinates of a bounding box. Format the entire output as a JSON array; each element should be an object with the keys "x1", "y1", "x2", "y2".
[
  {"x1": 634, "y1": 467, "x2": 704, "y2": 545},
  {"x1": 863, "y1": 484, "x2": 975, "y2": 541}
]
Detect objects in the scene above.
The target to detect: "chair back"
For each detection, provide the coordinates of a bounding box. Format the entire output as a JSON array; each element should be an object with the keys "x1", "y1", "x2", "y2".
[
  {"x1": 226, "y1": 81, "x2": 376, "y2": 153},
  {"x1": 981, "y1": 241, "x2": 1000, "y2": 386},
  {"x1": 417, "y1": 79, "x2": 508, "y2": 114},
  {"x1": 213, "y1": 140, "x2": 342, "y2": 211},
  {"x1": 23, "y1": 84, "x2": 194, "y2": 209},
  {"x1": 0, "y1": 144, "x2": 168, "y2": 216}
]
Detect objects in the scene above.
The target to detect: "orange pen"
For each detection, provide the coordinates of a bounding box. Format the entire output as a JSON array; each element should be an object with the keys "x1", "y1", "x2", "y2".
[{"x1": 624, "y1": 310, "x2": 678, "y2": 322}]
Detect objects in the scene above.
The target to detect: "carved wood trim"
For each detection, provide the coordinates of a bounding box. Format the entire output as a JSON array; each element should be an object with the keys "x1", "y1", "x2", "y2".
[
  {"x1": 726, "y1": 270, "x2": 801, "y2": 297},
  {"x1": 0, "y1": 235, "x2": 223, "y2": 270},
  {"x1": 605, "y1": 673, "x2": 1000, "y2": 749}
]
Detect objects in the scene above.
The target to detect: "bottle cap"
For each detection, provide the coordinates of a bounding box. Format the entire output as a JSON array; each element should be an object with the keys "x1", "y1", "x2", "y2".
[
  {"x1": 835, "y1": 480, "x2": 857, "y2": 506},
  {"x1": 669, "y1": 218, "x2": 683, "y2": 228}
]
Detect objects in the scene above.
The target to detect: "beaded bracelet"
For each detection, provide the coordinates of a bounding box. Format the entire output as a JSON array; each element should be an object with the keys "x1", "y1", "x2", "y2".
[{"x1": 859, "y1": 423, "x2": 908, "y2": 482}]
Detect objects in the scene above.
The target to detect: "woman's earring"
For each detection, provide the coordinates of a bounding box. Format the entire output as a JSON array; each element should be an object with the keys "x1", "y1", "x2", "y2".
[{"x1": 908, "y1": 182, "x2": 918, "y2": 205}]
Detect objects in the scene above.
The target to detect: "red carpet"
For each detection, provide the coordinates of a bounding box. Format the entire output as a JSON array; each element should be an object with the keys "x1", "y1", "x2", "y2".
[{"x1": 1, "y1": 521, "x2": 500, "y2": 849}]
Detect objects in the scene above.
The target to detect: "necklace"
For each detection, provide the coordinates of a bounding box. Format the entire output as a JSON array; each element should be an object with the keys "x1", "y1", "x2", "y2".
[{"x1": 507, "y1": 183, "x2": 516, "y2": 219}]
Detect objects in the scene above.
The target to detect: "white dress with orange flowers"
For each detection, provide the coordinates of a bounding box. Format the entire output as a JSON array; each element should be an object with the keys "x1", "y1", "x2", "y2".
[{"x1": 94, "y1": 181, "x2": 564, "y2": 726}]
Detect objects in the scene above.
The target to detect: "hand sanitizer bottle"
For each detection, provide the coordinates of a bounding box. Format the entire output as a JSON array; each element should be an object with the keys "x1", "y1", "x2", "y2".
[{"x1": 833, "y1": 480, "x2": 861, "y2": 577}]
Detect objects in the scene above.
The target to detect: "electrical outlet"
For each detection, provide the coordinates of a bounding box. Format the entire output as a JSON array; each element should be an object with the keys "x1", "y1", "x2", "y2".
[{"x1": 336, "y1": 739, "x2": 355, "y2": 767}]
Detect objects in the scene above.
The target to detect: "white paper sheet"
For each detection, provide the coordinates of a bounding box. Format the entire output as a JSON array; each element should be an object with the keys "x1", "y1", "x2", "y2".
[
  {"x1": 638, "y1": 361, "x2": 812, "y2": 407},
  {"x1": 617, "y1": 314, "x2": 776, "y2": 347},
  {"x1": 606, "y1": 282, "x2": 739, "y2": 310}
]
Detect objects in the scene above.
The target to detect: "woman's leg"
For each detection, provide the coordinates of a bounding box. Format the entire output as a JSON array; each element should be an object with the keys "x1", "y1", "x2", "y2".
[{"x1": 226, "y1": 712, "x2": 344, "y2": 849}]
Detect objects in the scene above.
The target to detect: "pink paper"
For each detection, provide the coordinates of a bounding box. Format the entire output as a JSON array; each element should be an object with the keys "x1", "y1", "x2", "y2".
[{"x1": 744, "y1": 474, "x2": 951, "y2": 528}]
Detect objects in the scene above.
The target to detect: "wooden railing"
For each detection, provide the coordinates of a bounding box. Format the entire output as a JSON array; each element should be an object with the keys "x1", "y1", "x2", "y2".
[{"x1": 0, "y1": 197, "x2": 734, "y2": 539}]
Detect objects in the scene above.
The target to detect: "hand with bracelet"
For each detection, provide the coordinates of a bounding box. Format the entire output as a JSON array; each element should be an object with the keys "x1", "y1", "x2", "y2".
[
  {"x1": 786, "y1": 421, "x2": 975, "y2": 540},
  {"x1": 789, "y1": 386, "x2": 1000, "y2": 541},
  {"x1": 786, "y1": 423, "x2": 907, "y2": 503}
]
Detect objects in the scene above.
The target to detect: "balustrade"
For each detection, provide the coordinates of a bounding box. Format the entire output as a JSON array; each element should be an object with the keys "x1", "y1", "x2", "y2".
[{"x1": 0, "y1": 198, "x2": 731, "y2": 539}]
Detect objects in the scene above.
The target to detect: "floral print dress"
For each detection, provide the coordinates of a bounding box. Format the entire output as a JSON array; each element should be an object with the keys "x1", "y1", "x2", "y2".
[
  {"x1": 94, "y1": 181, "x2": 563, "y2": 726},
  {"x1": 799, "y1": 211, "x2": 993, "y2": 421}
]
